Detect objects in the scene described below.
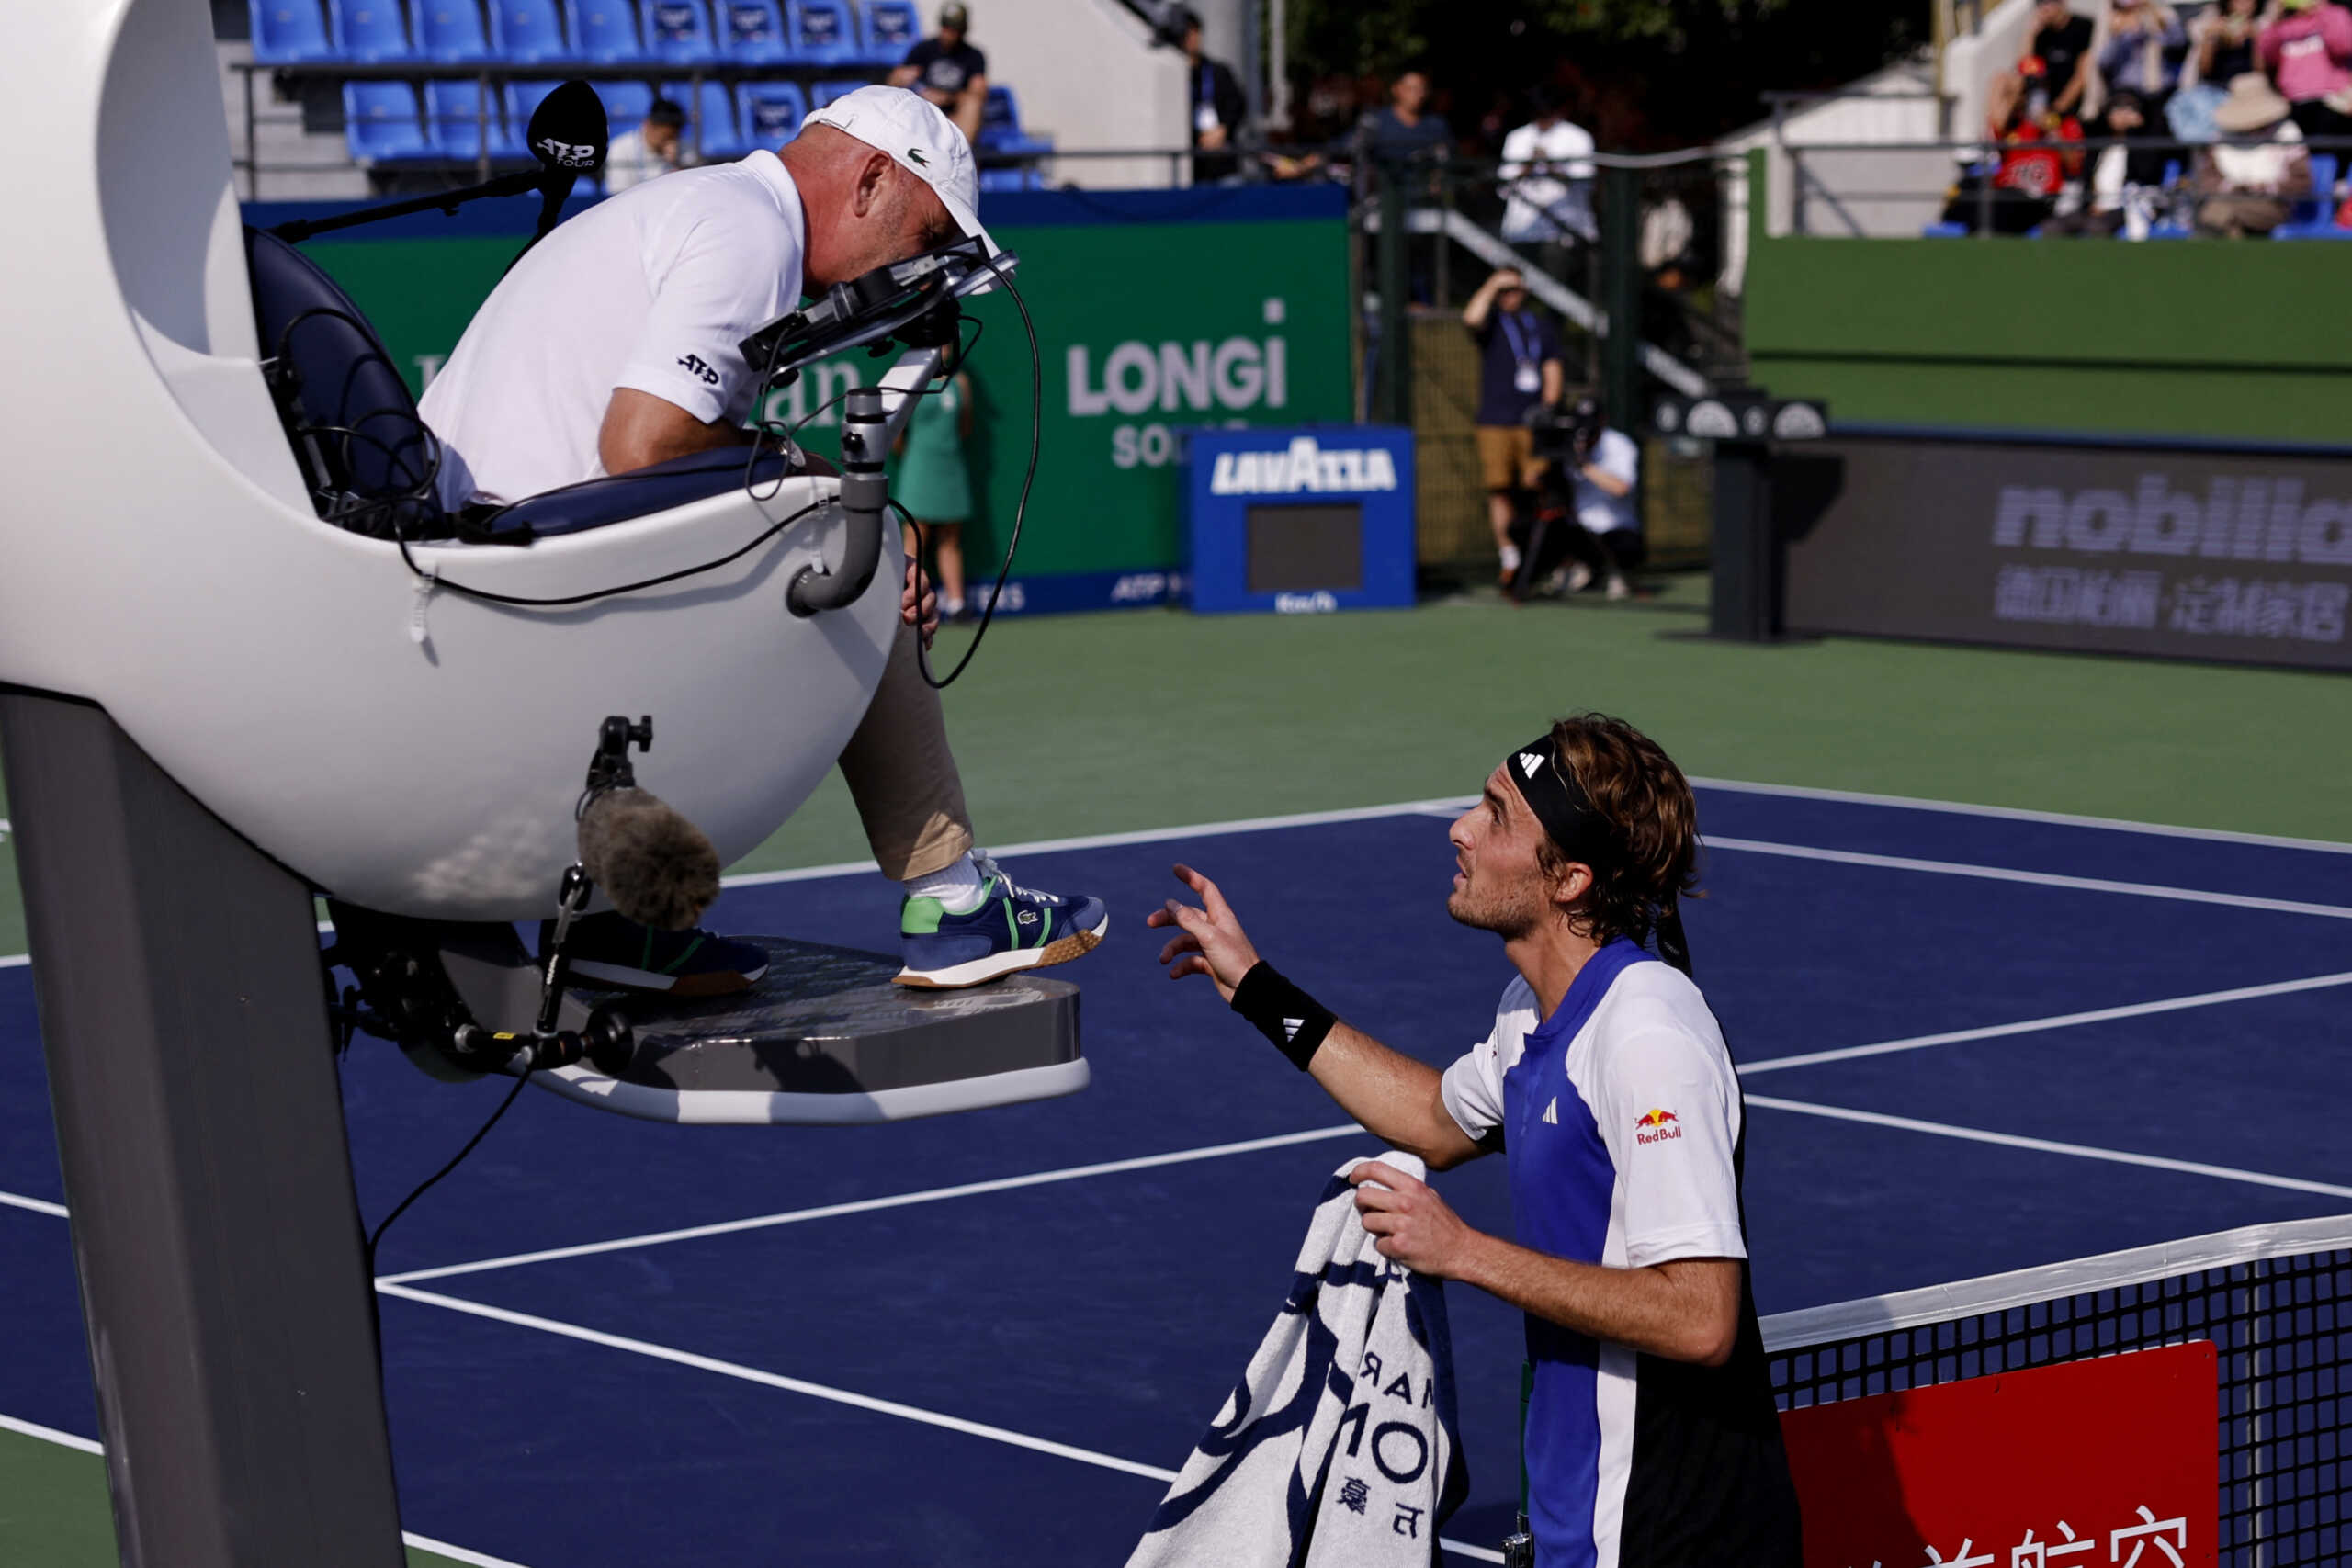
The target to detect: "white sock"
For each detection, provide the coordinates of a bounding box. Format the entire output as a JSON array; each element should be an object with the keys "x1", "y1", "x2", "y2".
[
  {"x1": 905, "y1": 852, "x2": 987, "y2": 913},
  {"x1": 1499, "y1": 544, "x2": 1522, "y2": 572}
]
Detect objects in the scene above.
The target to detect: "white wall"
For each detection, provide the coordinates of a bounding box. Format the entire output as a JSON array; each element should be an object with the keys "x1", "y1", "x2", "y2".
[{"x1": 962, "y1": 0, "x2": 1191, "y2": 187}]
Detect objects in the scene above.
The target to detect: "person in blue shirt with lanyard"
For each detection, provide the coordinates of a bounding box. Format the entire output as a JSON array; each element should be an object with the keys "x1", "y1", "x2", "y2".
[
  {"x1": 1149, "y1": 715, "x2": 1802, "y2": 1568},
  {"x1": 1176, "y1": 8, "x2": 1248, "y2": 185},
  {"x1": 1465, "y1": 268, "x2": 1566, "y2": 588}
]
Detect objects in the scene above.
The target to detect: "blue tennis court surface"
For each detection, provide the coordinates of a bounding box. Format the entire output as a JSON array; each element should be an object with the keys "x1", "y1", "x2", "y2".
[{"x1": 1, "y1": 783, "x2": 2346, "y2": 1565}]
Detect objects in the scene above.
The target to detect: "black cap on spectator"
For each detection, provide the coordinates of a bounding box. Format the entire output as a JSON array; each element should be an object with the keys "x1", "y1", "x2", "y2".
[
  {"x1": 1528, "y1": 85, "x2": 1559, "y2": 115},
  {"x1": 2107, "y1": 88, "x2": 2145, "y2": 117},
  {"x1": 646, "y1": 97, "x2": 685, "y2": 128},
  {"x1": 939, "y1": 2, "x2": 968, "y2": 28}
]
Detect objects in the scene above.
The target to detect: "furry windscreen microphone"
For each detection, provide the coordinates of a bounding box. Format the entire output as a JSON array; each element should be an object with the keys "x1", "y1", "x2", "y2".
[{"x1": 576, "y1": 787, "x2": 721, "y2": 931}]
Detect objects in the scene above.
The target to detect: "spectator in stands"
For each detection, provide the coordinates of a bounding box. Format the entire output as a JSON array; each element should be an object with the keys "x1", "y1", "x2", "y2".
[
  {"x1": 890, "y1": 2, "x2": 987, "y2": 144},
  {"x1": 2047, "y1": 87, "x2": 2170, "y2": 234},
  {"x1": 2021, "y1": 0, "x2": 2096, "y2": 118},
  {"x1": 1942, "y1": 71, "x2": 2082, "y2": 233},
  {"x1": 893, "y1": 341, "x2": 976, "y2": 622},
  {"x1": 2170, "y1": 0, "x2": 2261, "y2": 142},
  {"x1": 2095, "y1": 1, "x2": 2189, "y2": 118},
  {"x1": 605, "y1": 98, "x2": 687, "y2": 193},
  {"x1": 2257, "y1": 0, "x2": 2352, "y2": 142},
  {"x1": 1498, "y1": 89, "x2": 1597, "y2": 253},
  {"x1": 1266, "y1": 69, "x2": 1452, "y2": 188},
  {"x1": 1464, "y1": 267, "x2": 1565, "y2": 587},
  {"x1": 2196, "y1": 72, "x2": 2310, "y2": 236},
  {"x1": 1177, "y1": 8, "x2": 1248, "y2": 185}
]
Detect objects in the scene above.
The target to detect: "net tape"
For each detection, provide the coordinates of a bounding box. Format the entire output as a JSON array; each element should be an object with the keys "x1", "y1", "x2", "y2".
[{"x1": 1759, "y1": 1215, "x2": 2351, "y2": 1567}]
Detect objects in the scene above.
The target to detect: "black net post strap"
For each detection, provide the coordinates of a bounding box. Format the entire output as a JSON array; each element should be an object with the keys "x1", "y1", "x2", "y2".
[{"x1": 1759, "y1": 1216, "x2": 2352, "y2": 1568}]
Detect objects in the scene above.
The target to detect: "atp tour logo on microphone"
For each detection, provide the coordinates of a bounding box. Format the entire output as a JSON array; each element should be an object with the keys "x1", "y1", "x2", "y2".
[{"x1": 535, "y1": 137, "x2": 601, "y2": 169}]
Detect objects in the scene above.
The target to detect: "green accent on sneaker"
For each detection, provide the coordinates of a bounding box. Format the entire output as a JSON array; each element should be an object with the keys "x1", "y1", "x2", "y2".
[
  {"x1": 900, "y1": 896, "x2": 946, "y2": 935},
  {"x1": 660, "y1": 931, "x2": 706, "y2": 976},
  {"x1": 1004, "y1": 896, "x2": 1020, "y2": 948}
]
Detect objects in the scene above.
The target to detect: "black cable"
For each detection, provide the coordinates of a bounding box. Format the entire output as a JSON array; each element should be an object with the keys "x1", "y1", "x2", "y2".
[
  {"x1": 390, "y1": 495, "x2": 828, "y2": 608},
  {"x1": 915, "y1": 261, "x2": 1040, "y2": 690},
  {"x1": 363, "y1": 1065, "x2": 534, "y2": 1270}
]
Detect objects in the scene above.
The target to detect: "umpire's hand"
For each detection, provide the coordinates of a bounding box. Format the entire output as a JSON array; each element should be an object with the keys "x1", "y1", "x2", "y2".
[{"x1": 1148, "y1": 864, "x2": 1263, "y2": 1002}]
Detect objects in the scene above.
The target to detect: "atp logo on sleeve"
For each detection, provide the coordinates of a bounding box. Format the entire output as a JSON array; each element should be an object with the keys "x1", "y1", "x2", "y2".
[
  {"x1": 677, "y1": 353, "x2": 721, "y2": 386},
  {"x1": 1633, "y1": 1109, "x2": 1682, "y2": 1145}
]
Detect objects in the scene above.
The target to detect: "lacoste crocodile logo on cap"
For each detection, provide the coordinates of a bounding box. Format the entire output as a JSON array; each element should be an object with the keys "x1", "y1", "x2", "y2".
[{"x1": 907, "y1": 147, "x2": 930, "y2": 165}]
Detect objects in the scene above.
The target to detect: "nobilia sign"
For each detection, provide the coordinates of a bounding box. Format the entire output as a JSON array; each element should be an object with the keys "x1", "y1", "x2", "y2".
[{"x1": 1781, "y1": 436, "x2": 2352, "y2": 671}]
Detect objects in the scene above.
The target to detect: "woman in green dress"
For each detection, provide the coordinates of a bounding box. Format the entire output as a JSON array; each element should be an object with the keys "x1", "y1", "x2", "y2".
[{"x1": 893, "y1": 345, "x2": 976, "y2": 620}]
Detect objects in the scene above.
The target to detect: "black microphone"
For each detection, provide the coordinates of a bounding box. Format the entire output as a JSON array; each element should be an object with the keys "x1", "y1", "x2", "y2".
[
  {"x1": 513, "y1": 80, "x2": 609, "y2": 268},
  {"x1": 576, "y1": 786, "x2": 721, "y2": 932}
]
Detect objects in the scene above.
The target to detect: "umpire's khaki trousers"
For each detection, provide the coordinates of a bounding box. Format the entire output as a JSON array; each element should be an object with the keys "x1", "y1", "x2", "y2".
[{"x1": 836, "y1": 618, "x2": 975, "y2": 881}]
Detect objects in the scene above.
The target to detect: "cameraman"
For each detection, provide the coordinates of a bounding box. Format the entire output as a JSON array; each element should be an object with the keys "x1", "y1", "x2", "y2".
[{"x1": 1533, "y1": 395, "x2": 1641, "y2": 602}]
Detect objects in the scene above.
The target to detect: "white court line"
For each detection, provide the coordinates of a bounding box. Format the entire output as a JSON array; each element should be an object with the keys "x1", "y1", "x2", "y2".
[
  {"x1": 1687, "y1": 776, "x2": 2352, "y2": 855},
  {"x1": 1704, "y1": 836, "x2": 2352, "y2": 920},
  {"x1": 1740, "y1": 970, "x2": 2352, "y2": 1075},
  {"x1": 0, "y1": 1190, "x2": 67, "y2": 1218},
  {"x1": 0, "y1": 1413, "x2": 538, "y2": 1568},
  {"x1": 374, "y1": 1282, "x2": 1502, "y2": 1563},
  {"x1": 1747, "y1": 1095, "x2": 2352, "y2": 1200},
  {"x1": 379, "y1": 1122, "x2": 1367, "y2": 1285}
]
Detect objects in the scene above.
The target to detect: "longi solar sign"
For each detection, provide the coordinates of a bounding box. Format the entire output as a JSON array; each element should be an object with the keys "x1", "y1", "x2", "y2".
[{"x1": 1779, "y1": 433, "x2": 2352, "y2": 671}]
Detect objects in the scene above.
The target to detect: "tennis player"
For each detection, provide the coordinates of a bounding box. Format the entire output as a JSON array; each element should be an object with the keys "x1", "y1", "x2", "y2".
[{"x1": 1149, "y1": 715, "x2": 1801, "y2": 1567}]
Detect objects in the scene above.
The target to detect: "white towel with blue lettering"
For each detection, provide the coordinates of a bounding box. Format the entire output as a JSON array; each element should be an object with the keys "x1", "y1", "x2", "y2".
[{"x1": 1125, "y1": 1152, "x2": 1468, "y2": 1568}]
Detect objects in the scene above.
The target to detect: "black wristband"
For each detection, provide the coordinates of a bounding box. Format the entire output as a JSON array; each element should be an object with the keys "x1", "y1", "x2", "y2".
[{"x1": 1230, "y1": 962, "x2": 1337, "y2": 1072}]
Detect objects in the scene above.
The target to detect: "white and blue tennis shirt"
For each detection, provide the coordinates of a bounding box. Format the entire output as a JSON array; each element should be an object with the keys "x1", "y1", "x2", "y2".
[{"x1": 1440, "y1": 938, "x2": 1801, "y2": 1568}]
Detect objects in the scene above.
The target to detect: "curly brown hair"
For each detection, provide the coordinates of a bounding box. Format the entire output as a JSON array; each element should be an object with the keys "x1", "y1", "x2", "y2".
[{"x1": 1532, "y1": 713, "x2": 1702, "y2": 949}]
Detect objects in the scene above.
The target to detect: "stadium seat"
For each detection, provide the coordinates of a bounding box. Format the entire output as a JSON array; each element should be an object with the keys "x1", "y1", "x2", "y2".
[
  {"x1": 786, "y1": 0, "x2": 861, "y2": 64},
  {"x1": 2276, "y1": 153, "x2": 2349, "y2": 238},
  {"x1": 644, "y1": 0, "x2": 719, "y2": 63},
  {"x1": 252, "y1": 0, "x2": 338, "y2": 63},
  {"x1": 811, "y1": 78, "x2": 865, "y2": 107},
  {"x1": 598, "y1": 79, "x2": 656, "y2": 135},
  {"x1": 571, "y1": 0, "x2": 647, "y2": 61},
  {"x1": 487, "y1": 0, "x2": 568, "y2": 61},
  {"x1": 716, "y1": 0, "x2": 790, "y2": 62},
  {"x1": 330, "y1": 0, "x2": 414, "y2": 60},
  {"x1": 978, "y1": 165, "x2": 1045, "y2": 193},
  {"x1": 426, "y1": 77, "x2": 524, "y2": 159},
  {"x1": 860, "y1": 0, "x2": 918, "y2": 66},
  {"x1": 1918, "y1": 220, "x2": 1969, "y2": 238},
  {"x1": 412, "y1": 0, "x2": 494, "y2": 61},
  {"x1": 665, "y1": 79, "x2": 748, "y2": 158},
  {"x1": 977, "y1": 85, "x2": 1050, "y2": 155},
  {"x1": 737, "y1": 81, "x2": 808, "y2": 147},
  {"x1": 342, "y1": 81, "x2": 435, "y2": 164}
]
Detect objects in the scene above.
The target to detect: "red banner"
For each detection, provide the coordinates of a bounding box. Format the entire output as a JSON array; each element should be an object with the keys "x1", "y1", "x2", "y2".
[{"x1": 1781, "y1": 1342, "x2": 2217, "y2": 1568}]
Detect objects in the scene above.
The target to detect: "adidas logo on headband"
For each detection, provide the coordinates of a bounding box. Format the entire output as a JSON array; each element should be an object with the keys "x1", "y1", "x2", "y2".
[{"x1": 1518, "y1": 751, "x2": 1544, "y2": 779}]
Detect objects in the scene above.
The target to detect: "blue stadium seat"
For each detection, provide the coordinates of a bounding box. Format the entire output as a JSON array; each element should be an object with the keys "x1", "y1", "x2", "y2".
[
  {"x1": 786, "y1": 0, "x2": 860, "y2": 64},
  {"x1": 977, "y1": 85, "x2": 1050, "y2": 155},
  {"x1": 252, "y1": 0, "x2": 337, "y2": 63},
  {"x1": 330, "y1": 0, "x2": 413, "y2": 60},
  {"x1": 978, "y1": 165, "x2": 1045, "y2": 193},
  {"x1": 412, "y1": 0, "x2": 493, "y2": 61},
  {"x1": 665, "y1": 80, "x2": 748, "y2": 158},
  {"x1": 426, "y1": 78, "x2": 524, "y2": 159},
  {"x1": 644, "y1": 0, "x2": 719, "y2": 63},
  {"x1": 2276, "y1": 153, "x2": 2349, "y2": 238},
  {"x1": 736, "y1": 81, "x2": 808, "y2": 147},
  {"x1": 571, "y1": 0, "x2": 647, "y2": 61},
  {"x1": 860, "y1": 0, "x2": 917, "y2": 66},
  {"x1": 811, "y1": 79, "x2": 865, "y2": 107},
  {"x1": 342, "y1": 81, "x2": 435, "y2": 163},
  {"x1": 598, "y1": 79, "x2": 657, "y2": 135},
  {"x1": 717, "y1": 0, "x2": 790, "y2": 62},
  {"x1": 1918, "y1": 221, "x2": 1967, "y2": 238},
  {"x1": 487, "y1": 0, "x2": 568, "y2": 61}
]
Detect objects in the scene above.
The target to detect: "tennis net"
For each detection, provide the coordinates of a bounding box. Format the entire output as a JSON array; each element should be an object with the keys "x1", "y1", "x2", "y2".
[{"x1": 1758, "y1": 1216, "x2": 2351, "y2": 1567}]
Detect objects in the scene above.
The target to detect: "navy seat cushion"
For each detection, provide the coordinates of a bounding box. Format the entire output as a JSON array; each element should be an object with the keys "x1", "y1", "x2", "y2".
[{"x1": 477, "y1": 446, "x2": 831, "y2": 539}]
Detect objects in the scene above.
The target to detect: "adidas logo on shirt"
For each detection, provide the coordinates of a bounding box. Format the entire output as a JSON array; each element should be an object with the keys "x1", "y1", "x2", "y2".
[{"x1": 1541, "y1": 1097, "x2": 1558, "y2": 1125}]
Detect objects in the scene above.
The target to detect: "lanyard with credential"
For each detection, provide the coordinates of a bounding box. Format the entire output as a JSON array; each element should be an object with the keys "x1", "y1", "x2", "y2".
[{"x1": 1498, "y1": 310, "x2": 1539, "y2": 370}]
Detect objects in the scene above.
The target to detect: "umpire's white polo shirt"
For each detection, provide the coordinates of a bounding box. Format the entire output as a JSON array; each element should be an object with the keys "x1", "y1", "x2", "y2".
[{"x1": 419, "y1": 150, "x2": 807, "y2": 509}]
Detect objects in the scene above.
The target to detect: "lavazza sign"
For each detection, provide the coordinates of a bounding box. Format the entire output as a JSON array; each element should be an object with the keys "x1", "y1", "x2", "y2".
[{"x1": 1781, "y1": 439, "x2": 2352, "y2": 672}]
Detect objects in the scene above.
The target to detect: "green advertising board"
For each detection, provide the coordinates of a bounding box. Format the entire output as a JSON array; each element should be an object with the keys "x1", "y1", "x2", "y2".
[{"x1": 272, "y1": 185, "x2": 1354, "y2": 611}]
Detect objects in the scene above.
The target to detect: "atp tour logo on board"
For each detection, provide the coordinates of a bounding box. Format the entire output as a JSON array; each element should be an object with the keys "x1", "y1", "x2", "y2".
[
  {"x1": 1208, "y1": 436, "x2": 1400, "y2": 498},
  {"x1": 1633, "y1": 1109, "x2": 1681, "y2": 1145}
]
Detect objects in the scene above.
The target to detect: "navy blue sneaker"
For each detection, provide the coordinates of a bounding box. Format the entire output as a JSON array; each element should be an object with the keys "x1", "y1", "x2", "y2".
[
  {"x1": 548, "y1": 910, "x2": 769, "y2": 997},
  {"x1": 895, "y1": 853, "x2": 1108, "y2": 989}
]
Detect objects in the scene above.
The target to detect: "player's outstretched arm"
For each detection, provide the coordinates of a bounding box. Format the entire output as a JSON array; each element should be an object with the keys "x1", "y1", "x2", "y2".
[{"x1": 1149, "y1": 864, "x2": 1484, "y2": 1170}]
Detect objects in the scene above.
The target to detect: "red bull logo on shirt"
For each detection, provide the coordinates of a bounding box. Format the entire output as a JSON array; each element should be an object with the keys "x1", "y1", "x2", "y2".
[{"x1": 1634, "y1": 1109, "x2": 1681, "y2": 1145}]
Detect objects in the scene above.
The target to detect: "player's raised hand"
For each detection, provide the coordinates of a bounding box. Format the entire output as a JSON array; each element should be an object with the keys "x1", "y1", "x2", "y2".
[{"x1": 1148, "y1": 863, "x2": 1262, "y2": 1001}]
